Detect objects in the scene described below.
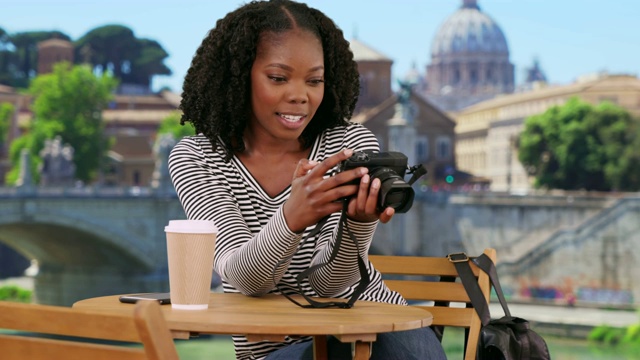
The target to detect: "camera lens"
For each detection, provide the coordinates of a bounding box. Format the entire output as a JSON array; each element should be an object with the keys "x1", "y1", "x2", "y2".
[
  {"x1": 384, "y1": 187, "x2": 412, "y2": 208},
  {"x1": 369, "y1": 168, "x2": 415, "y2": 213}
]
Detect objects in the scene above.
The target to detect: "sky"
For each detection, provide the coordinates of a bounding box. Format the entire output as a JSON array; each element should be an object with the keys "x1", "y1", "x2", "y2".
[{"x1": 3, "y1": 0, "x2": 639, "y2": 93}]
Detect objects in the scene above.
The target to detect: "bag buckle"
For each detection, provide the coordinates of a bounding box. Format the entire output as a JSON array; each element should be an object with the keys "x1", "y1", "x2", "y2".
[{"x1": 447, "y1": 252, "x2": 469, "y2": 263}]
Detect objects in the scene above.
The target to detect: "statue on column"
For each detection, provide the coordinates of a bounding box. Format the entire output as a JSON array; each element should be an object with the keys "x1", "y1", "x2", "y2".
[
  {"x1": 39, "y1": 136, "x2": 76, "y2": 186},
  {"x1": 151, "y1": 133, "x2": 176, "y2": 195}
]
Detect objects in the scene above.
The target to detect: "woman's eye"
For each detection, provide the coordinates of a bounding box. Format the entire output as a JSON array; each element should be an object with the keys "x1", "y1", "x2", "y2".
[
  {"x1": 309, "y1": 79, "x2": 325, "y2": 85},
  {"x1": 268, "y1": 76, "x2": 286, "y2": 82}
]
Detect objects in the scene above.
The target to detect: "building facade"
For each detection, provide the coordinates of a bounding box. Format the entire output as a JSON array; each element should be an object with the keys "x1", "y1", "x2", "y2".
[
  {"x1": 453, "y1": 73, "x2": 640, "y2": 192},
  {"x1": 349, "y1": 39, "x2": 458, "y2": 186}
]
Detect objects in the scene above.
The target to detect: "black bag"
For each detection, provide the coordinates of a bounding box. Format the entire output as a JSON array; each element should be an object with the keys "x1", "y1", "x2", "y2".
[{"x1": 448, "y1": 252, "x2": 551, "y2": 360}]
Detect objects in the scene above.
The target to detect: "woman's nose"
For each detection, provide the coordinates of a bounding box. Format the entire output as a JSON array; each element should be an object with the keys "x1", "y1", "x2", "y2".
[{"x1": 286, "y1": 81, "x2": 308, "y2": 104}]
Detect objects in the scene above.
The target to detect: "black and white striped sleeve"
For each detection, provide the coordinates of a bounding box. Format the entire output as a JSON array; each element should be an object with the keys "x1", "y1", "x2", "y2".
[{"x1": 168, "y1": 137, "x2": 303, "y2": 296}]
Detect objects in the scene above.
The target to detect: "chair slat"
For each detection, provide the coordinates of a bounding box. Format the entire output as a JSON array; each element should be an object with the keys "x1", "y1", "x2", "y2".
[
  {"x1": 0, "y1": 335, "x2": 146, "y2": 360},
  {"x1": 369, "y1": 255, "x2": 481, "y2": 277},
  {"x1": 370, "y1": 248, "x2": 497, "y2": 360},
  {"x1": 384, "y1": 280, "x2": 471, "y2": 302},
  {"x1": 0, "y1": 300, "x2": 179, "y2": 360},
  {"x1": 0, "y1": 302, "x2": 141, "y2": 342}
]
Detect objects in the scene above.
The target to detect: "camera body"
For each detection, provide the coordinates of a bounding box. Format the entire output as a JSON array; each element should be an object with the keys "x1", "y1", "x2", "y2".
[{"x1": 337, "y1": 150, "x2": 415, "y2": 213}]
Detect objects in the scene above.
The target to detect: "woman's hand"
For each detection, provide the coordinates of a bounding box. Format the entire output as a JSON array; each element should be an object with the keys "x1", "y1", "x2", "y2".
[
  {"x1": 283, "y1": 149, "x2": 394, "y2": 233},
  {"x1": 346, "y1": 174, "x2": 395, "y2": 224}
]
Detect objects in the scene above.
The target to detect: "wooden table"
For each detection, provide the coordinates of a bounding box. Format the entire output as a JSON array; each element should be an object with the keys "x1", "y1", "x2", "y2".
[{"x1": 73, "y1": 292, "x2": 432, "y2": 360}]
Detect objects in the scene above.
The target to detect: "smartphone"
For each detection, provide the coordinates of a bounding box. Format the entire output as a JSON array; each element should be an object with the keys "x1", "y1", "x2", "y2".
[{"x1": 119, "y1": 292, "x2": 171, "y2": 305}]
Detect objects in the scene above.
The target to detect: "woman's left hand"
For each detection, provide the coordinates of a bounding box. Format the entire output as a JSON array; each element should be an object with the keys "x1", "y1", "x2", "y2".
[{"x1": 346, "y1": 174, "x2": 395, "y2": 223}]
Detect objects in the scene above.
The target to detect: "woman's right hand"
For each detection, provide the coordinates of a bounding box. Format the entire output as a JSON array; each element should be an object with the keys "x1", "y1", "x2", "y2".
[{"x1": 283, "y1": 149, "x2": 368, "y2": 233}]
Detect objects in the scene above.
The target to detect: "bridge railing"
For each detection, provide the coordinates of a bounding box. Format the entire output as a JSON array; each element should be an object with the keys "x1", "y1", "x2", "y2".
[{"x1": 0, "y1": 186, "x2": 176, "y2": 198}]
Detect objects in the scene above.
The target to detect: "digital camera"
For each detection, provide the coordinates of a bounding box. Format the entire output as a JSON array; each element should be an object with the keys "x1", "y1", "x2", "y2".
[{"x1": 337, "y1": 150, "x2": 417, "y2": 213}]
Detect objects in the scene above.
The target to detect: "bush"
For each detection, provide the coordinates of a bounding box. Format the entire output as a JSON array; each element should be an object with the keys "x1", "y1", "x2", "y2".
[
  {"x1": 622, "y1": 324, "x2": 640, "y2": 344},
  {"x1": 0, "y1": 285, "x2": 32, "y2": 302}
]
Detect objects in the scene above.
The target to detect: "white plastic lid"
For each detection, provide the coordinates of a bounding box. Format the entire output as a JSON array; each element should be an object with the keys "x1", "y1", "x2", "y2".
[{"x1": 164, "y1": 220, "x2": 218, "y2": 234}]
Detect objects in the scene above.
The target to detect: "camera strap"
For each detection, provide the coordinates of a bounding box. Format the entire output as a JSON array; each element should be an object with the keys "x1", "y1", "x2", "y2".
[
  {"x1": 273, "y1": 200, "x2": 370, "y2": 309},
  {"x1": 407, "y1": 164, "x2": 427, "y2": 186}
]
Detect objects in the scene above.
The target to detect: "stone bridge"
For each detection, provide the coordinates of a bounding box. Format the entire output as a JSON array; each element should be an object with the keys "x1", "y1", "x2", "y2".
[
  {"x1": 1, "y1": 186, "x2": 638, "y2": 307},
  {"x1": 0, "y1": 186, "x2": 186, "y2": 305}
]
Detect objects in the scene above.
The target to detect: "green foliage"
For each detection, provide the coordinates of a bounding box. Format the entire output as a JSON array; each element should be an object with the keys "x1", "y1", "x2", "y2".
[
  {"x1": 0, "y1": 25, "x2": 170, "y2": 90},
  {"x1": 622, "y1": 324, "x2": 640, "y2": 344},
  {"x1": 0, "y1": 285, "x2": 32, "y2": 303},
  {"x1": 5, "y1": 133, "x2": 37, "y2": 185},
  {"x1": 589, "y1": 324, "x2": 640, "y2": 347},
  {"x1": 157, "y1": 111, "x2": 195, "y2": 141},
  {"x1": 0, "y1": 102, "x2": 13, "y2": 144},
  {"x1": 518, "y1": 97, "x2": 640, "y2": 191},
  {"x1": 74, "y1": 25, "x2": 171, "y2": 88},
  {"x1": 6, "y1": 62, "x2": 117, "y2": 184},
  {"x1": 588, "y1": 325, "x2": 622, "y2": 345},
  {"x1": 0, "y1": 30, "x2": 71, "y2": 89}
]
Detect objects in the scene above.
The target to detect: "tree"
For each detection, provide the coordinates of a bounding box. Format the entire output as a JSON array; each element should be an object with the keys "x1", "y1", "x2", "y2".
[
  {"x1": 0, "y1": 27, "x2": 18, "y2": 86},
  {"x1": 0, "y1": 102, "x2": 13, "y2": 145},
  {"x1": 157, "y1": 111, "x2": 194, "y2": 140},
  {"x1": 121, "y1": 38, "x2": 171, "y2": 88},
  {"x1": 0, "y1": 25, "x2": 170, "y2": 91},
  {"x1": 518, "y1": 97, "x2": 640, "y2": 191},
  {"x1": 75, "y1": 25, "x2": 171, "y2": 89},
  {"x1": 4, "y1": 31, "x2": 71, "y2": 88},
  {"x1": 5, "y1": 62, "x2": 117, "y2": 185}
]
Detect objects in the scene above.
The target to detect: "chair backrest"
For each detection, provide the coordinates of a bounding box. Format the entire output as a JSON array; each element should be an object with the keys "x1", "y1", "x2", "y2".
[
  {"x1": 0, "y1": 299, "x2": 179, "y2": 360},
  {"x1": 369, "y1": 248, "x2": 496, "y2": 360}
]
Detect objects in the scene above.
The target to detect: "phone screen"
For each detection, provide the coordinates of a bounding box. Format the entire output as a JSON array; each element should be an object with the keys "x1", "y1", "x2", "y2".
[{"x1": 119, "y1": 292, "x2": 171, "y2": 304}]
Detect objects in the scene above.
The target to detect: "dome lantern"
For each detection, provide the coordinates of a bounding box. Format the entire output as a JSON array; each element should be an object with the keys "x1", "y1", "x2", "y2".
[{"x1": 462, "y1": 0, "x2": 480, "y2": 9}]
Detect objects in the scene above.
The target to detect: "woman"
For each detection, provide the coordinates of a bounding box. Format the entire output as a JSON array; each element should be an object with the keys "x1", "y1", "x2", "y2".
[{"x1": 169, "y1": 1, "x2": 446, "y2": 359}]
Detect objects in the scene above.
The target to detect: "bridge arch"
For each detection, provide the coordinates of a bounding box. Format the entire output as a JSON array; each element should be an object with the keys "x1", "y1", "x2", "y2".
[{"x1": 0, "y1": 211, "x2": 154, "y2": 271}]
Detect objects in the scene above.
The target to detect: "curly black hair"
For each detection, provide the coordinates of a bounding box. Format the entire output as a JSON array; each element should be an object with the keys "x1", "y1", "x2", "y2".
[{"x1": 179, "y1": 0, "x2": 360, "y2": 160}]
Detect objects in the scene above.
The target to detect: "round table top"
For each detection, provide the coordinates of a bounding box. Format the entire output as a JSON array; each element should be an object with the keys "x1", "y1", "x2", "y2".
[{"x1": 73, "y1": 292, "x2": 433, "y2": 339}]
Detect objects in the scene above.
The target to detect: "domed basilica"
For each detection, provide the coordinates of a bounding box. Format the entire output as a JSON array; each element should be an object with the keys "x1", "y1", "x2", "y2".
[{"x1": 419, "y1": 0, "x2": 515, "y2": 112}]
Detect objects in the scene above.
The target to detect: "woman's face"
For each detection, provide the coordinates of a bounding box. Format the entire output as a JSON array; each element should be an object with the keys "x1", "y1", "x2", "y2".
[{"x1": 249, "y1": 29, "x2": 324, "y2": 145}]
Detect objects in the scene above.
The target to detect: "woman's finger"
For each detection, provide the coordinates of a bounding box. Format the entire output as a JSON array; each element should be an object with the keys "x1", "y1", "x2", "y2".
[
  {"x1": 308, "y1": 148, "x2": 354, "y2": 178},
  {"x1": 379, "y1": 207, "x2": 395, "y2": 223},
  {"x1": 355, "y1": 174, "x2": 370, "y2": 213},
  {"x1": 292, "y1": 159, "x2": 318, "y2": 180},
  {"x1": 364, "y1": 177, "x2": 381, "y2": 213}
]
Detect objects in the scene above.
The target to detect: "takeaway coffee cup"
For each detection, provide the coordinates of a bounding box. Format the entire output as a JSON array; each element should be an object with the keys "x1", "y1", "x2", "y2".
[{"x1": 165, "y1": 219, "x2": 218, "y2": 310}]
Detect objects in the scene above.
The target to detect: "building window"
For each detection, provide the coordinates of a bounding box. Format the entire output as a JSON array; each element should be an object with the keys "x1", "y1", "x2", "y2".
[
  {"x1": 416, "y1": 136, "x2": 429, "y2": 163},
  {"x1": 436, "y1": 136, "x2": 451, "y2": 160}
]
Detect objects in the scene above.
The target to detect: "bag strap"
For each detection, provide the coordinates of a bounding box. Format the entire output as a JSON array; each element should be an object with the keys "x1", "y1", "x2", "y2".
[
  {"x1": 472, "y1": 254, "x2": 511, "y2": 318},
  {"x1": 448, "y1": 253, "x2": 492, "y2": 326},
  {"x1": 274, "y1": 201, "x2": 370, "y2": 309},
  {"x1": 448, "y1": 252, "x2": 512, "y2": 326}
]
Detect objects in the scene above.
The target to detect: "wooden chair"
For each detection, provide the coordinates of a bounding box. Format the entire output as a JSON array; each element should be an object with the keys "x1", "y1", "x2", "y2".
[
  {"x1": 369, "y1": 248, "x2": 496, "y2": 360},
  {"x1": 0, "y1": 299, "x2": 180, "y2": 360}
]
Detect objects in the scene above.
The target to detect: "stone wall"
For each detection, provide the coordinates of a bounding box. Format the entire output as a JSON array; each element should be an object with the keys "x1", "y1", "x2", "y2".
[{"x1": 374, "y1": 191, "x2": 638, "y2": 306}]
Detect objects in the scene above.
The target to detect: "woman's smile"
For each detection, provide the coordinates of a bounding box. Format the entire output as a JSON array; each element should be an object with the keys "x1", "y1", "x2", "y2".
[{"x1": 277, "y1": 112, "x2": 307, "y2": 129}]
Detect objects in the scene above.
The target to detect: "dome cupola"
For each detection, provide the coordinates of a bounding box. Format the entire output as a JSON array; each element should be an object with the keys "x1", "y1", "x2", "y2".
[
  {"x1": 431, "y1": 0, "x2": 509, "y2": 59},
  {"x1": 424, "y1": 0, "x2": 515, "y2": 111}
]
